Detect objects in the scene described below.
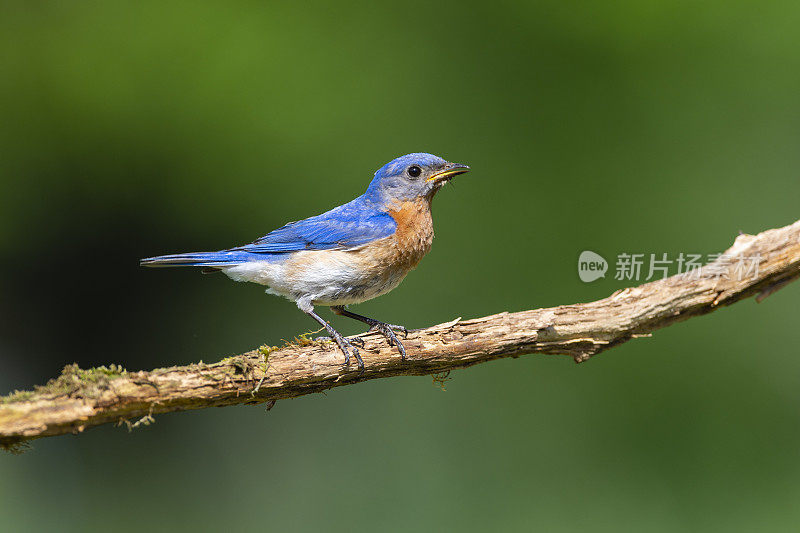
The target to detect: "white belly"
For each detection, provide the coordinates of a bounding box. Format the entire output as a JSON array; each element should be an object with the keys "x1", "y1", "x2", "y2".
[{"x1": 221, "y1": 244, "x2": 414, "y2": 306}]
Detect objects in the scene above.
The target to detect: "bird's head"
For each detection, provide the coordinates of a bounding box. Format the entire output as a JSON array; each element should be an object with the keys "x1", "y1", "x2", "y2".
[{"x1": 365, "y1": 153, "x2": 470, "y2": 204}]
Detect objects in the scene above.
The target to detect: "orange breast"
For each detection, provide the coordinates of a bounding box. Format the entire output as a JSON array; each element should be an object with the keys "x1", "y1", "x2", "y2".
[{"x1": 386, "y1": 198, "x2": 435, "y2": 270}]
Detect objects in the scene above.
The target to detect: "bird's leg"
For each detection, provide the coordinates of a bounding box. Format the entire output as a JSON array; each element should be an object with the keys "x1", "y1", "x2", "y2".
[
  {"x1": 331, "y1": 306, "x2": 408, "y2": 360},
  {"x1": 299, "y1": 303, "x2": 364, "y2": 372}
]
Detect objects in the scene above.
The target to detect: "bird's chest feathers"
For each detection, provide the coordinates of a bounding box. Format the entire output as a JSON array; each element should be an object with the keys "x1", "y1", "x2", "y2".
[{"x1": 386, "y1": 199, "x2": 434, "y2": 268}]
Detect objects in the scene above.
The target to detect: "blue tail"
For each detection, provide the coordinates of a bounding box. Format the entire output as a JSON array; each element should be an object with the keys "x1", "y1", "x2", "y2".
[{"x1": 140, "y1": 250, "x2": 260, "y2": 268}]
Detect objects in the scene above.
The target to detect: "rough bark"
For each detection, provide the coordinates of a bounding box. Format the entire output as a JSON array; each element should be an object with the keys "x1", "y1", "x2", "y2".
[{"x1": 2, "y1": 219, "x2": 799, "y2": 451}]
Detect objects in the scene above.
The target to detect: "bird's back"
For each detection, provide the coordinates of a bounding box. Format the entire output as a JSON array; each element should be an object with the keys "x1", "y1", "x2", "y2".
[{"x1": 238, "y1": 195, "x2": 397, "y2": 254}]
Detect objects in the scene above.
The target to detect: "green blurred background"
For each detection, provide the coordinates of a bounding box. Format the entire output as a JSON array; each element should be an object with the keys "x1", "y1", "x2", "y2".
[{"x1": 1, "y1": 0, "x2": 799, "y2": 530}]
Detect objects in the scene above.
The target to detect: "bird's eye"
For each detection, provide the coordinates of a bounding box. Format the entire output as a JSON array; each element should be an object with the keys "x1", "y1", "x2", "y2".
[{"x1": 407, "y1": 165, "x2": 422, "y2": 178}]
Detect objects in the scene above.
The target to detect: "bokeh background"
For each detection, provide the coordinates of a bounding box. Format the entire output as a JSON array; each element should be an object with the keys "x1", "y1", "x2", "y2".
[{"x1": 1, "y1": 1, "x2": 799, "y2": 531}]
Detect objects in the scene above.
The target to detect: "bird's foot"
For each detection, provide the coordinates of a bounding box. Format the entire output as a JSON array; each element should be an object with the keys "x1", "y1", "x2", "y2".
[
  {"x1": 349, "y1": 336, "x2": 366, "y2": 348},
  {"x1": 315, "y1": 335, "x2": 365, "y2": 348},
  {"x1": 326, "y1": 331, "x2": 364, "y2": 373},
  {"x1": 368, "y1": 322, "x2": 408, "y2": 360}
]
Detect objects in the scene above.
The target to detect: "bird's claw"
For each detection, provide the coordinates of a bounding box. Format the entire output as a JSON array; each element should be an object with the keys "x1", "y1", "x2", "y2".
[
  {"x1": 368, "y1": 322, "x2": 408, "y2": 360},
  {"x1": 368, "y1": 322, "x2": 407, "y2": 337},
  {"x1": 315, "y1": 334, "x2": 365, "y2": 371},
  {"x1": 329, "y1": 331, "x2": 364, "y2": 373},
  {"x1": 349, "y1": 336, "x2": 366, "y2": 348}
]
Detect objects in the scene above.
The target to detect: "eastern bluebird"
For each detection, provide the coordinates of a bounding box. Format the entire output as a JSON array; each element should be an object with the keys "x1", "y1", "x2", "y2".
[{"x1": 141, "y1": 153, "x2": 469, "y2": 370}]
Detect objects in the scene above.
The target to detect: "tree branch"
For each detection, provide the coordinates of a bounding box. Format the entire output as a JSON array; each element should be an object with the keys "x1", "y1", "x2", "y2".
[{"x1": 2, "y1": 219, "x2": 799, "y2": 451}]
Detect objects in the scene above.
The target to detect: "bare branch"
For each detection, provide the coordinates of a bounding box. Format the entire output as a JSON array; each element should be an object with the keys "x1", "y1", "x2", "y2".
[{"x1": 2, "y1": 219, "x2": 799, "y2": 450}]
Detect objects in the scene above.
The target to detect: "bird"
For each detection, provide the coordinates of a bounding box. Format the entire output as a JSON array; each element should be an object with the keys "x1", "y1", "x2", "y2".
[{"x1": 140, "y1": 153, "x2": 469, "y2": 371}]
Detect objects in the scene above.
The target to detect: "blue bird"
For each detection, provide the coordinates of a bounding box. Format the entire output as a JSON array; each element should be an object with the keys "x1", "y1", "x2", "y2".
[{"x1": 141, "y1": 153, "x2": 469, "y2": 370}]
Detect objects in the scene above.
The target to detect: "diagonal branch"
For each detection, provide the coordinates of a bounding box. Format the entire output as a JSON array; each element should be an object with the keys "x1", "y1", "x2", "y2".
[{"x1": 2, "y1": 219, "x2": 799, "y2": 451}]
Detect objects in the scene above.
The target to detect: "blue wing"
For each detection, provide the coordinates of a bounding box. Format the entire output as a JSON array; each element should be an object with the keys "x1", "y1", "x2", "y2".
[
  {"x1": 236, "y1": 196, "x2": 396, "y2": 254},
  {"x1": 141, "y1": 196, "x2": 396, "y2": 268}
]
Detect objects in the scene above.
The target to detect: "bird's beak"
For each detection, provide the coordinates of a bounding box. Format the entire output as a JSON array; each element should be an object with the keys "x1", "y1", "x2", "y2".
[{"x1": 427, "y1": 163, "x2": 470, "y2": 183}]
